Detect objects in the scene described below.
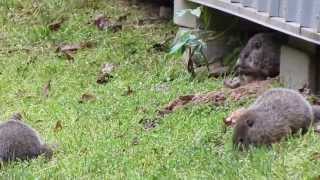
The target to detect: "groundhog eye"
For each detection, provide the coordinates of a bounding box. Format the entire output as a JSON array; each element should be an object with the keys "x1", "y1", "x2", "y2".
[
  {"x1": 254, "y1": 41, "x2": 261, "y2": 49},
  {"x1": 246, "y1": 119, "x2": 254, "y2": 127}
]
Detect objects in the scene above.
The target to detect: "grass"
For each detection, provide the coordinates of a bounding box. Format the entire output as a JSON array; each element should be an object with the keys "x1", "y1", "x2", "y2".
[{"x1": 1, "y1": 0, "x2": 320, "y2": 179}]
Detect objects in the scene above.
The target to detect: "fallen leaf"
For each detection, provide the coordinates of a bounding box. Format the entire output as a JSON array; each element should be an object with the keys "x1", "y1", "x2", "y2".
[
  {"x1": 54, "y1": 120, "x2": 63, "y2": 132},
  {"x1": 56, "y1": 41, "x2": 96, "y2": 52},
  {"x1": 101, "y1": 63, "x2": 114, "y2": 75},
  {"x1": 122, "y1": 86, "x2": 134, "y2": 96},
  {"x1": 94, "y1": 14, "x2": 111, "y2": 30},
  {"x1": 48, "y1": 18, "x2": 65, "y2": 31},
  {"x1": 56, "y1": 41, "x2": 96, "y2": 62},
  {"x1": 56, "y1": 44, "x2": 82, "y2": 53},
  {"x1": 43, "y1": 80, "x2": 51, "y2": 98},
  {"x1": 132, "y1": 137, "x2": 139, "y2": 145},
  {"x1": 139, "y1": 118, "x2": 159, "y2": 131},
  {"x1": 79, "y1": 93, "x2": 96, "y2": 103},
  {"x1": 97, "y1": 63, "x2": 114, "y2": 84}
]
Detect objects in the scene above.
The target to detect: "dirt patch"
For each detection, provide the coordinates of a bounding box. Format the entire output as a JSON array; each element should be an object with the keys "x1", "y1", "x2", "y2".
[{"x1": 158, "y1": 79, "x2": 275, "y2": 117}]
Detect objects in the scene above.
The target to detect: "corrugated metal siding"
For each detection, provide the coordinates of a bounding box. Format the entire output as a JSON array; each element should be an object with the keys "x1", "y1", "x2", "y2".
[
  {"x1": 187, "y1": 0, "x2": 320, "y2": 45},
  {"x1": 231, "y1": 0, "x2": 320, "y2": 32}
]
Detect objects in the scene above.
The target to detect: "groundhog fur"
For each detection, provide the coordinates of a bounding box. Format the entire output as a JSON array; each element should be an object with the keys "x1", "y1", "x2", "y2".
[
  {"x1": 225, "y1": 33, "x2": 283, "y2": 89},
  {"x1": 0, "y1": 114, "x2": 53, "y2": 162},
  {"x1": 233, "y1": 88, "x2": 320, "y2": 149}
]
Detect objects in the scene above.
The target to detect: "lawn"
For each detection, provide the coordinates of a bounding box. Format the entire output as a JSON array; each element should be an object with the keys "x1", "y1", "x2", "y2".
[{"x1": 0, "y1": 0, "x2": 320, "y2": 179}]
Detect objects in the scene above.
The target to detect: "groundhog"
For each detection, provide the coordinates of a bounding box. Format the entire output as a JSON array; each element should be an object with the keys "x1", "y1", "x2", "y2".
[
  {"x1": 233, "y1": 88, "x2": 320, "y2": 149},
  {"x1": 0, "y1": 114, "x2": 53, "y2": 162},
  {"x1": 225, "y1": 33, "x2": 281, "y2": 89}
]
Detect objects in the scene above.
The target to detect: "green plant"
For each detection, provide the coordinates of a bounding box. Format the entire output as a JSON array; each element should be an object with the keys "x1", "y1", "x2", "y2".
[
  {"x1": 170, "y1": 6, "x2": 241, "y2": 77},
  {"x1": 170, "y1": 6, "x2": 215, "y2": 77}
]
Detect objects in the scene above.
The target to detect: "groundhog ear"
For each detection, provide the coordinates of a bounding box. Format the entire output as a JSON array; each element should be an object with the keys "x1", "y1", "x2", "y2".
[{"x1": 246, "y1": 119, "x2": 254, "y2": 127}]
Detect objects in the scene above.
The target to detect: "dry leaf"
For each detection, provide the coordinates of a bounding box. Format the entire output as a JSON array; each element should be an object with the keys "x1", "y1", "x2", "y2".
[
  {"x1": 122, "y1": 86, "x2": 134, "y2": 96},
  {"x1": 139, "y1": 118, "x2": 159, "y2": 131},
  {"x1": 94, "y1": 14, "x2": 111, "y2": 30},
  {"x1": 54, "y1": 120, "x2": 63, "y2": 132},
  {"x1": 48, "y1": 18, "x2": 64, "y2": 31},
  {"x1": 97, "y1": 63, "x2": 114, "y2": 84},
  {"x1": 93, "y1": 14, "x2": 123, "y2": 32},
  {"x1": 43, "y1": 80, "x2": 51, "y2": 98},
  {"x1": 56, "y1": 42, "x2": 96, "y2": 62},
  {"x1": 56, "y1": 44, "x2": 82, "y2": 53},
  {"x1": 79, "y1": 93, "x2": 96, "y2": 103},
  {"x1": 56, "y1": 42, "x2": 96, "y2": 53},
  {"x1": 132, "y1": 137, "x2": 139, "y2": 145}
]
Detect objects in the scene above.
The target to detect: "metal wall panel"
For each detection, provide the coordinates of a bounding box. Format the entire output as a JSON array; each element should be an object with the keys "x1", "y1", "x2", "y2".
[
  {"x1": 187, "y1": 0, "x2": 320, "y2": 43},
  {"x1": 285, "y1": 0, "x2": 298, "y2": 22},
  {"x1": 311, "y1": 1, "x2": 320, "y2": 32},
  {"x1": 268, "y1": 0, "x2": 280, "y2": 17},
  {"x1": 231, "y1": 0, "x2": 320, "y2": 31},
  {"x1": 257, "y1": 0, "x2": 268, "y2": 12},
  {"x1": 300, "y1": 0, "x2": 314, "y2": 28},
  {"x1": 241, "y1": 0, "x2": 252, "y2": 7}
]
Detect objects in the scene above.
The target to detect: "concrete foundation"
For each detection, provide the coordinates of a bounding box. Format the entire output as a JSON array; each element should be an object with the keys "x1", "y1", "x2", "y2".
[
  {"x1": 280, "y1": 45, "x2": 316, "y2": 91},
  {"x1": 174, "y1": 0, "x2": 198, "y2": 28}
]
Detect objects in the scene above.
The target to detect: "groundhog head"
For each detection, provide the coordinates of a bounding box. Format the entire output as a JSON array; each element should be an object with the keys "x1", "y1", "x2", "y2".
[
  {"x1": 232, "y1": 110, "x2": 264, "y2": 149},
  {"x1": 235, "y1": 33, "x2": 280, "y2": 78}
]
